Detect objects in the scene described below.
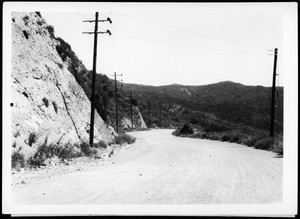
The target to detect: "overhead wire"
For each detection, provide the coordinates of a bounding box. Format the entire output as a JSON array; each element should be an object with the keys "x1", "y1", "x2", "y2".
[
  {"x1": 74, "y1": 12, "x2": 91, "y2": 20},
  {"x1": 110, "y1": 12, "x2": 121, "y2": 74},
  {"x1": 114, "y1": 33, "x2": 273, "y2": 56},
  {"x1": 116, "y1": 12, "x2": 273, "y2": 52}
]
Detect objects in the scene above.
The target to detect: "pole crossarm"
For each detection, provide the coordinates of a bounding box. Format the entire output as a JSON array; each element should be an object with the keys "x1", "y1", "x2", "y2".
[
  {"x1": 83, "y1": 17, "x2": 112, "y2": 23},
  {"x1": 83, "y1": 30, "x2": 112, "y2": 35}
]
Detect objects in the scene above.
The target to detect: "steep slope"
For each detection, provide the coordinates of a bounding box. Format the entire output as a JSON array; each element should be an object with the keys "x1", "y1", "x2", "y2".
[{"x1": 11, "y1": 12, "x2": 114, "y2": 158}]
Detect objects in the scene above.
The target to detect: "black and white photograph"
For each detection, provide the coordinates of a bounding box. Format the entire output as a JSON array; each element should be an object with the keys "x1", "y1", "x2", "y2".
[{"x1": 2, "y1": 2, "x2": 298, "y2": 217}]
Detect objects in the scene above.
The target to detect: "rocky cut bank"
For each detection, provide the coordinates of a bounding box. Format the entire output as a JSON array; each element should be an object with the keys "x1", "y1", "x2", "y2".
[{"x1": 11, "y1": 12, "x2": 115, "y2": 160}]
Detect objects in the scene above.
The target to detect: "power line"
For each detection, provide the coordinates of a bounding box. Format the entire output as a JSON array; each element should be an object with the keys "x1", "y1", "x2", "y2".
[
  {"x1": 116, "y1": 12, "x2": 273, "y2": 52},
  {"x1": 115, "y1": 33, "x2": 273, "y2": 56},
  {"x1": 75, "y1": 12, "x2": 90, "y2": 20}
]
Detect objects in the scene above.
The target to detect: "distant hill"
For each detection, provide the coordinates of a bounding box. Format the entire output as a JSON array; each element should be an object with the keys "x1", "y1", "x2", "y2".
[
  {"x1": 41, "y1": 13, "x2": 283, "y2": 135},
  {"x1": 121, "y1": 81, "x2": 283, "y2": 133}
]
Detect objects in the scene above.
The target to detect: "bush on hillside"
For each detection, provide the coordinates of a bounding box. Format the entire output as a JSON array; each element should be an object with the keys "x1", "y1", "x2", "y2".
[
  {"x1": 93, "y1": 140, "x2": 108, "y2": 149},
  {"x1": 46, "y1": 25, "x2": 55, "y2": 38},
  {"x1": 79, "y1": 142, "x2": 98, "y2": 157},
  {"x1": 28, "y1": 132, "x2": 38, "y2": 146},
  {"x1": 254, "y1": 137, "x2": 274, "y2": 150},
  {"x1": 12, "y1": 150, "x2": 25, "y2": 169},
  {"x1": 28, "y1": 138, "x2": 84, "y2": 167},
  {"x1": 272, "y1": 137, "x2": 283, "y2": 155},
  {"x1": 23, "y1": 15, "x2": 30, "y2": 25},
  {"x1": 115, "y1": 134, "x2": 136, "y2": 145}
]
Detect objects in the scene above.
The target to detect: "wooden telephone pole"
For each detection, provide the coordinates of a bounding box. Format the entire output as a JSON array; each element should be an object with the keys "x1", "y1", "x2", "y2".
[
  {"x1": 112, "y1": 72, "x2": 123, "y2": 133},
  {"x1": 114, "y1": 72, "x2": 119, "y2": 133},
  {"x1": 159, "y1": 104, "x2": 162, "y2": 128},
  {"x1": 148, "y1": 101, "x2": 151, "y2": 128},
  {"x1": 83, "y1": 12, "x2": 111, "y2": 146},
  {"x1": 270, "y1": 48, "x2": 278, "y2": 137},
  {"x1": 130, "y1": 91, "x2": 134, "y2": 130}
]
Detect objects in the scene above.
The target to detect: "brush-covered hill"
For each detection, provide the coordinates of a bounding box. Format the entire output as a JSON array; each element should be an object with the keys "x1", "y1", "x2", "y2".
[{"x1": 121, "y1": 81, "x2": 283, "y2": 133}]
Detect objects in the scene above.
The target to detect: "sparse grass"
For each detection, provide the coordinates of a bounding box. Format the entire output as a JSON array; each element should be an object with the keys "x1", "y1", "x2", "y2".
[
  {"x1": 115, "y1": 133, "x2": 136, "y2": 145},
  {"x1": 12, "y1": 150, "x2": 25, "y2": 169},
  {"x1": 28, "y1": 132, "x2": 38, "y2": 146},
  {"x1": 42, "y1": 97, "x2": 49, "y2": 107},
  {"x1": 28, "y1": 138, "x2": 84, "y2": 167}
]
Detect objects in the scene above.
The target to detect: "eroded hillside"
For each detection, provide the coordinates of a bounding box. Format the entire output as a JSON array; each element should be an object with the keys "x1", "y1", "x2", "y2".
[{"x1": 11, "y1": 12, "x2": 115, "y2": 159}]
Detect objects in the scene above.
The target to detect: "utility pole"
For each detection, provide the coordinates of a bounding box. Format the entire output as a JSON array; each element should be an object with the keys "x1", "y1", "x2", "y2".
[
  {"x1": 148, "y1": 101, "x2": 151, "y2": 128},
  {"x1": 270, "y1": 48, "x2": 278, "y2": 137},
  {"x1": 112, "y1": 72, "x2": 123, "y2": 133},
  {"x1": 83, "y1": 12, "x2": 112, "y2": 146},
  {"x1": 130, "y1": 91, "x2": 134, "y2": 130},
  {"x1": 159, "y1": 104, "x2": 162, "y2": 128}
]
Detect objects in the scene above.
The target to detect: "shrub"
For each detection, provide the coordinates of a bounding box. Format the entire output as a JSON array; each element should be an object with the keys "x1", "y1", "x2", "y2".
[
  {"x1": 221, "y1": 133, "x2": 231, "y2": 142},
  {"x1": 244, "y1": 135, "x2": 259, "y2": 147},
  {"x1": 28, "y1": 132, "x2": 38, "y2": 146},
  {"x1": 13, "y1": 130, "x2": 20, "y2": 138},
  {"x1": 11, "y1": 151, "x2": 25, "y2": 169},
  {"x1": 35, "y1": 12, "x2": 42, "y2": 18},
  {"x1": 254, "y1": 137, "x2": 274, "y2": 150},
  {"x1": 80, "y1": 142, "x2": 97, "y2": 156},
  {"x1": 93, "y1": 140, "x2": 107, "y2": 149},
  {"x1": 28, "y1": 143, "x2": 49, "y2": 166},
  {"x1": 23, "y1": 15, "x2": 30, "y2": 25},
  {"x1": 37, "y1": 18, "x2": 45, "y2": 26},
  {"x1": 272, "y1": 137, "x2": 283, "y2": 155},
  {"x1": 22, "y1": 30, "x2": 29, "y2": 39},
  {"x1": 50, "y1": 143, "x2": 83, "y2": 159},
  {"x1": 12, "y1": 17, "x2": 15, "y2": 23},
  {"x1": 207, "y1": 133, "x2": 221, "y2": 140},
  {"x1": 42, "y1": 97, "x2": 49, "y2": 107},
  {"x1": 57, "y1": 62, "x2": 63, "y2": 69},
  {"x1": 52, "y1": 101, "x2": 58, "y2": 113},
  {"x1": 28, "y1": 139, "x2": 84, "y2": 167},
  {"x1": 46, "y1": 25, "x2": 55, "y2": 38},
  {"x1": 229, "y1": 132, "x2": 241, "y2": 143},
  {"x1": 115, "y1": 134, "x2": 136, "y2": 145}
]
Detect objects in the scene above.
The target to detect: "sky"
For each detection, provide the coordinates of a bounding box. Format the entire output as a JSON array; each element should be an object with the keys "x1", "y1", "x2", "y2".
[{"x1": 39, "y1": 4, "x2": 284, "y2": 87}]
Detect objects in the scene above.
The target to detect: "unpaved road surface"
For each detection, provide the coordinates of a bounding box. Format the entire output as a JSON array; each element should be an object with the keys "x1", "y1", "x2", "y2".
[{"x1": 12, "y1": 129, "x2": 282, "y2": 204}]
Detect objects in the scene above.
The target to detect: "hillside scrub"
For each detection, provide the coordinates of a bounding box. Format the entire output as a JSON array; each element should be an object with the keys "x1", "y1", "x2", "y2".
[
  {"x1": 121, "y1": 82, "x2": 283, "y2": 133},
  {"x1": 24, "y1": 137, "x2": 111, "y2": 168},
  {"x1": 173, "y1": 123, "x2": 283, "y2": 155},
  {"x1": 12, "y1": 150, "x2": 25, "y2": 169},
  {"x1": 114, "y1": 133, "x2": 136, "y2": 145}
]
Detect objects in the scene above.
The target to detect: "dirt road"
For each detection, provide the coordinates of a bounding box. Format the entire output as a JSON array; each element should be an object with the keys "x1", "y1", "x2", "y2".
[{"x1": 12, "y1": 129, "x2": 282, "y2": 204}]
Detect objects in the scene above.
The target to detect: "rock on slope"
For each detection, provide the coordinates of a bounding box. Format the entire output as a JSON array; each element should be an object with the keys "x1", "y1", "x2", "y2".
[
  {"x1": 11, "y1": 12, "x2": 115, "y2": 158},
  {"x1": 120, "y1": 106, "x2": 148, "y2": 130}
]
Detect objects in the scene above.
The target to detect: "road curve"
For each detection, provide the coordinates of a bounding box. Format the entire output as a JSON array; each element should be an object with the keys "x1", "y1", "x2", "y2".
[{"x1": 12, "y1": 129, "x2": 282, "y2": 204}]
